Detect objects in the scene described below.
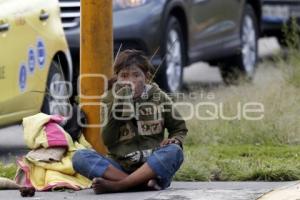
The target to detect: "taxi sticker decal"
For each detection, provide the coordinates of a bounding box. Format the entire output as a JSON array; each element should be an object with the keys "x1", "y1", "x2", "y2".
[
  {"x1": 36, "y1": 38, "x2": 46, "y2": 68},
  {"x1": 19, "y1": 64, "x2": 27, "y2": 92},
  {"x1": 28, "y1": 47, "x2": 35, "y2": 74}
]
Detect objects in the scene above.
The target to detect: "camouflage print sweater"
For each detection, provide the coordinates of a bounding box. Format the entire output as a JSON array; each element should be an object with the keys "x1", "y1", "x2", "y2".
[{"x1": 100, "y1": 83, "x2": 188, "y2": 172}]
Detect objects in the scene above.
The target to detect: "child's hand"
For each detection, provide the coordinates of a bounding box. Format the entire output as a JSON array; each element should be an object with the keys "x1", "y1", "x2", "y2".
[
  {"x1": 114, "y1": 82, "x2": 134, "y2": 99},
  {"x1": 111, "y1": 83, "x2": 133, "y2": 102},
  {"x1": 160, "y1": 138, "x2": 181, "y2": 147}
]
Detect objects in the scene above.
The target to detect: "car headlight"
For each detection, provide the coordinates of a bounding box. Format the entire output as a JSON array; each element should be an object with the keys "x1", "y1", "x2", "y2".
[{"x1": 113, "y1": 0, "x2": 150, "y2": 10}]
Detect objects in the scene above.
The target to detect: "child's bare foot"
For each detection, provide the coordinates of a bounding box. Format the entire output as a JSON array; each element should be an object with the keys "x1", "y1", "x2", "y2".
[
  {"x1": 147, "y1": 179, "x2": 162, "y2": 191},
  {"x1": 92, "y1": 177, "x2": 121, "y2": 194}
]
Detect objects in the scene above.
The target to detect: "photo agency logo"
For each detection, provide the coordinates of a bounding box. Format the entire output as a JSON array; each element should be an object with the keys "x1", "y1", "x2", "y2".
[{"x1": 49, "y1": 74, "x2": 265, "y2": 128}]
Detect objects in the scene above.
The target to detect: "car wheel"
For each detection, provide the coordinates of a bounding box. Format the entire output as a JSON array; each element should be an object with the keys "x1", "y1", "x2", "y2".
[
  {"x1": 42, "y1": 60, "x2": 70, "y2": 117},
  {"x1": 159, "y1": 16, "x2": 185, "y2": 92},
  {"x1": 220, "y1": 4, "x2": 258, "y2": 85}
]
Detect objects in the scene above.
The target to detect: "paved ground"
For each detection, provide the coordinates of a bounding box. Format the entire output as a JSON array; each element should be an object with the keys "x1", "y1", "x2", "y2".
[{"x1": 0, "y1": 182, "x2": 297, "y2": 200}]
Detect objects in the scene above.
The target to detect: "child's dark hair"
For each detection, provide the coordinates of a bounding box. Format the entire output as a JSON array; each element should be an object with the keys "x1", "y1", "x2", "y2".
[
  {"x1": 114, "y1": 49, "x2": 154, "y2": 78},
  {"x1": 108, "y1": 49, "x2": 155, "y2": 89}
]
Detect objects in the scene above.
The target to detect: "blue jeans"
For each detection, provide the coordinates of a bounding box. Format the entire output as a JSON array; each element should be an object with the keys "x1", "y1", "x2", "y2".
[{"x1": 72, "y1": 144, "x2": 184, "y2": 189}]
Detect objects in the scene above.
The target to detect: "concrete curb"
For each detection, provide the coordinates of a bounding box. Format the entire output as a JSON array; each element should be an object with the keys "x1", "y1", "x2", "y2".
[{"x1": 257, "y1": 181, "x2": 300, "y2": 200}]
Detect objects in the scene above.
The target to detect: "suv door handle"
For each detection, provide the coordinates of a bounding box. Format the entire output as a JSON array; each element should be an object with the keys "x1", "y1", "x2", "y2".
[
  {"x1": 0, "y1": 22, "x2": 9, "y2": 32},
  {"x1": 39, "y1": 10, "x2": 50, "y2": 21}
]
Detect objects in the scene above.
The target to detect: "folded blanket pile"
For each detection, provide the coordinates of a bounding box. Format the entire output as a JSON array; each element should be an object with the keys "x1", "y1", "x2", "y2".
[{"x1": 15, "y1": 113, "x2": 92, "y2": 191}]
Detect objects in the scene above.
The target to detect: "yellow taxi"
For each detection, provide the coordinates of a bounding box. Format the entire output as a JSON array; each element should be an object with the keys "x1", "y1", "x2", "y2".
[{"x1": 0, "y1": 0, "x2": 73, "y2": 127}]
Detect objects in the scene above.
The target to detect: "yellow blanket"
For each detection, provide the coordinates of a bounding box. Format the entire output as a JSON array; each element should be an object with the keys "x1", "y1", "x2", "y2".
[{"x1": 17, "y1": 113, "x2": 92, "y2": 191}]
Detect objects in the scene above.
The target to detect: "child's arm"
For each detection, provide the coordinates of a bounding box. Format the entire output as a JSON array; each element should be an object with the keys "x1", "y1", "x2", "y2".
[
  {"x1": 101, "y1": 91, "x2": 121, "y2": 147},
  {"x1": 161, "y1": 93, "x2": 188, "y2": 146},
  {"x1": 101, "y1": 86, "x2": 134, "y2": 147}
]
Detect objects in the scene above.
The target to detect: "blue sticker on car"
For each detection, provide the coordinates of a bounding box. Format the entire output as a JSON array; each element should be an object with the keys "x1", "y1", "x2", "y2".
[
  {"x1": 36, "y1": 38, "x2": 46, "y2": 68},
  {"x1": 19, "y1": 64, "x2": 27, "y2": 92},
  {"x1": 28, "y1": 48, "x2": 35, "y2": 73}
]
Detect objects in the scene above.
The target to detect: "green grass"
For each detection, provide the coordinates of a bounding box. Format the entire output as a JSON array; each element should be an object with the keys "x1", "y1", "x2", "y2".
[
  {"x1": 279, "y1": 50, "x2": 300, "y2": 88},
  {"x1": 174, "y1": 46, "x2": 300, "y2": 181},
  {"x1": 281, "y1": 17, "x2": 300, "y2": 88},
  {"x1": 175, "y1": 145, "x2": 300, "y2": 181},
  {"x1": 0, "y1": 163, "x2": 17, "y2": 179},
  {"x1": 181, "y1": 70, "x2": 300, "y2": 147},
  {"x1": 174, "y1": 65, "x2": 300, "y2": 181}
]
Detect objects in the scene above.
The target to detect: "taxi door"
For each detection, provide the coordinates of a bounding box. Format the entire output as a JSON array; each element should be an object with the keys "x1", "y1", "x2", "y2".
[
  {"x1": 0, "y1": 0, "x2": 53, "y2": 125},
  {"x1": 0, "y1": 0, "x2": 28, "y2": 125}
]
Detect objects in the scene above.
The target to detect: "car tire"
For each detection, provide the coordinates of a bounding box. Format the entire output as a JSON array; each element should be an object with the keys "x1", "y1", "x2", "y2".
[
  {"x1": 41, "y1": 60, "x2": 70, "y2": 117},
  {"x1": 158, "y1": 16, "x2": 185, "y2": 92},
  {"x1": 220, "y1": 4, "x2": 258, "y2": 85}
]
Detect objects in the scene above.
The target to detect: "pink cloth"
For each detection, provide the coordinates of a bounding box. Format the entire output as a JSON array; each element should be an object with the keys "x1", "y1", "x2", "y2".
[
  {"x1": 44, "y1": 122, "x2": 68, "y2": 147},
  {"x1": 49, "y1": 115, "x2": 65, "y2": 123}
]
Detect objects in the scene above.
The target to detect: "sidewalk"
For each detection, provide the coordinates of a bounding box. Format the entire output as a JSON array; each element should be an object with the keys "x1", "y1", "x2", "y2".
[
  {"x1": 0, "y1": 182, "x2": 296, "y2": 200},
  {"x1": 258, "y1": 181, "x2": 300, "y2": 200}
]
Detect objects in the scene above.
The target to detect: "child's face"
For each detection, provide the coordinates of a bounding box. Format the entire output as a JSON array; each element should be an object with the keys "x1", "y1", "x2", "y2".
[{"x1": 117, "y1": 65, "x2": 146, "y2": 98}]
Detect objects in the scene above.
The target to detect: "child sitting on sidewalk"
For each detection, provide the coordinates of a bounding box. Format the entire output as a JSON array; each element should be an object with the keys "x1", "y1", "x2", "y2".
[{"x1": 72, "y1": 49, "x2": 188, "y2": 194}]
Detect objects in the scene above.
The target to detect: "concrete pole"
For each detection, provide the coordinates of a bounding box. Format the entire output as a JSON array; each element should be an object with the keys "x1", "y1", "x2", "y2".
[{"x1": 80, "y1": 0, "x2": 113, "y2": 154}]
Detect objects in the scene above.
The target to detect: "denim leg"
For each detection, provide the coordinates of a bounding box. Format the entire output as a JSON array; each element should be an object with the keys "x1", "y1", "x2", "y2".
[
  {"x1": 72, "y1": 149, "x2": 124, "y2": 180},
  {"x1": 147, "y1": 144, "x2": 184, "y2": 189}
]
